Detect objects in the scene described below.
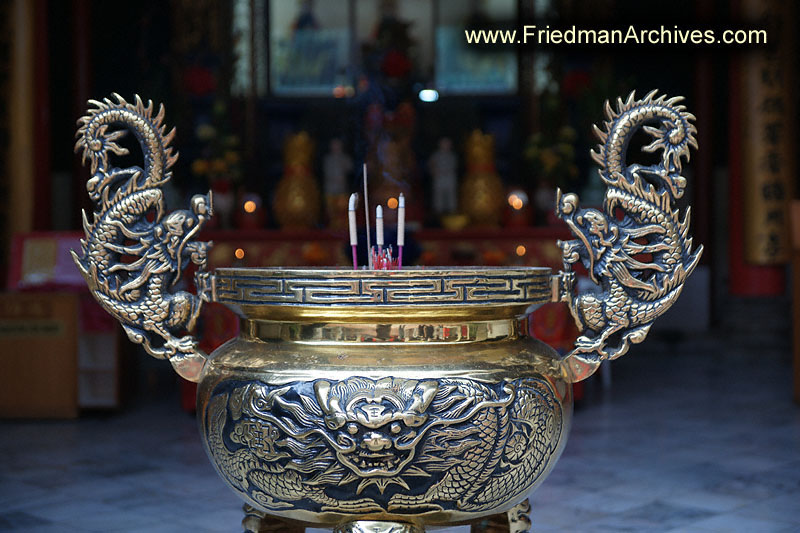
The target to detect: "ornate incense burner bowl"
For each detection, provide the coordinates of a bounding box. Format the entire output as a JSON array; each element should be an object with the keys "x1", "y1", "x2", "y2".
[
  {"x1": 201, "y1": 267, "x2": 564, "y2": 530},
  {"x1": 72, "y1": 92, "x2": 701, "y2": 532}
]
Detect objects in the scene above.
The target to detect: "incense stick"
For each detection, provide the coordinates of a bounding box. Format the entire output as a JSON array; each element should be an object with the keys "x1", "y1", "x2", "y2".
[
  {"x1": 376, "y1": 205, "x2": 384, "y2": 249},
  {"x1": 348, "y1": 193, "x2": 359, "y2": 269},
  {"x1": 362, "y1": 164, "x2": 373, "y2": 269},
  {"x1": 397, "y1": 193, "x2": 405, "y2": 269}
]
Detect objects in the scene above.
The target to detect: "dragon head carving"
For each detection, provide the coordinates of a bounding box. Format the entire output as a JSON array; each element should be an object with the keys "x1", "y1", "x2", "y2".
[{"x1": 314, "y1": 378, "x2": 438, "y2": 480}]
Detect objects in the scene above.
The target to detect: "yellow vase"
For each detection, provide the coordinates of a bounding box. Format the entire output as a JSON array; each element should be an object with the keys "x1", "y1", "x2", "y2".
[
  {"x1": 273, "y1": 164, "x2": 321, "y2": 229},
  {"x1": 273, "y1": 132, "x2": 320, "y2": 229},
  {"x1": 461, "y1": 130, "x2": 504, "y2": 227}
]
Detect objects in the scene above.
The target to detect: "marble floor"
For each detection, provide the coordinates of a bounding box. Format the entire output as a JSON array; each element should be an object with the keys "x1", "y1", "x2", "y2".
[{"x1": 1, "y1": 332, "x2": 799, "y2": 532}]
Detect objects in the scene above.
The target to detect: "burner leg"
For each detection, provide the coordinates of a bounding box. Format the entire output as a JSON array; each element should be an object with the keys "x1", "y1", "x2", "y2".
[
  {"x1": 507, "y1": 499, "x2": 532, "y2": 532},
  {"x1": 470, "y1": 499, "x2": 532, "y2": 533},
  {"x1": 241, "y1": 505, "x2": 305, "y2": 533}
]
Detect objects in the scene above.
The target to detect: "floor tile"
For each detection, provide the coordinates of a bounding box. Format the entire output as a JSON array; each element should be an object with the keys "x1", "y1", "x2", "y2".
[
  {"x1": 0, "y1": 510, "x2": 52, "y2": 531},
  {"x1": 681, "y1": 512, "x2": 797, "y2": 532}
]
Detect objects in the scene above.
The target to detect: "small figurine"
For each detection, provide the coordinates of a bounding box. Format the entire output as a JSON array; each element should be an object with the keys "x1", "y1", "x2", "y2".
[
  {"x1": 323, "y1": 138, "x2": 352, "y2": 197},
  {"x1": 366, "y1": 0, "x2": 414, "y2": 80},
  {"x1": 428, "y1": 137, "x2": 458, "y2": 215},
  {"x1": 292, "y1": 0, "x2": 318, "y2": 33},
  {"x1": 210, "y1": 178, "x2": 235, "y2": 229},
  {"x1": 534, "y1": 179, "x2": 559, "y2": 225},
  {"x1": 323, "y1": 138, "x2": 353, "y2": 229}
]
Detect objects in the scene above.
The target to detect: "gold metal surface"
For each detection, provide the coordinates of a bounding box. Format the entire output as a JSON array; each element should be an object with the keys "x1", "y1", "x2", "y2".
[
  {"x1": 556, "y1": 90, "x2": 702, "y2": 366},
  {"x1": 243, "y1": 318, "x2": 523, "y2": 344},
  {"x1": 205, "y1": 321, "x2": 566, "y2": 385}
]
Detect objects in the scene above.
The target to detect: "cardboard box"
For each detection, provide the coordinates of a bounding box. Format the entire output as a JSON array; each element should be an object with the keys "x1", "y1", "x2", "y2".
[{"x1": 0, "y1": 292, "x2": 79, "y2": 418}]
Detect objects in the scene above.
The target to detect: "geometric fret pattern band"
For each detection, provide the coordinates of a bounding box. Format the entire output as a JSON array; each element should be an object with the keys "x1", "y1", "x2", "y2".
[{"x1": 211, "y1": 268, "x2": 552, "y2": 306}]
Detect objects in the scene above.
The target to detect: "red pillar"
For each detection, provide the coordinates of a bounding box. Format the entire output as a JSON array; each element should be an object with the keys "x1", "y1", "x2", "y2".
[
  {"x1": 32, "y1": 0, "x2": 50, "y2": 230},
  {"x1": 728, "y1": 56, "x2": 785, "y2": 296},
  {"x1": 693, "y1": 0, "x2": 712, "y2": 263},
  {"x1": 72, "y1": 0, "x2": 92, "y2": 229}
]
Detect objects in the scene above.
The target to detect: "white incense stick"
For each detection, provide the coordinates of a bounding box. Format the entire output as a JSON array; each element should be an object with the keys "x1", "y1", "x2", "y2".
[
  {"x1": 348, "y1": 193, "x2": 358, "y2": 269},
  {"x1": 397, "y1": 193, "x2": 405, "y2": 268},
  {"x1": 376, "y1": 205, "x2": 384, "y2": 247}
]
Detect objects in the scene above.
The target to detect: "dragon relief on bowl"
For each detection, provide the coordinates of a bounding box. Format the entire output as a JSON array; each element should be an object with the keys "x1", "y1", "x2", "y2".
[{"x1": 203, "y1": 375, "x2": 564, "y2": 517}]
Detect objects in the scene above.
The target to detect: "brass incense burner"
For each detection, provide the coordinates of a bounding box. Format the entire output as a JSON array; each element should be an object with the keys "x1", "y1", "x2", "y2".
[{"x1": 72, "y1": 92, "x2": 700, "y2": 532}]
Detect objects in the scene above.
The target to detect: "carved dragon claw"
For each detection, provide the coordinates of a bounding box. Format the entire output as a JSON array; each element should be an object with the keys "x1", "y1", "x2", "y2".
[{"x1": 573, "y1": 335, "x2": 602, "y2": 353}]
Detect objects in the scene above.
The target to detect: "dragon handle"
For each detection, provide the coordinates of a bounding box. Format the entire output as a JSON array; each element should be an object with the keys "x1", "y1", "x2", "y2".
[
  {"x1": 72, "y1": 95, "x2": 213, "y2": 382},
  {"x1": 554, "y1": 91, "x2": 703, "y2": 382}
]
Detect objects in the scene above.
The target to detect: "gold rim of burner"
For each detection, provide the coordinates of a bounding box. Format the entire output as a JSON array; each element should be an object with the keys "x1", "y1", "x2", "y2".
[
  {"x1": 242, "y1": 317, "x2": 526, "y2": 344},
  {"x1": 210, "y1": 266, "x2": 553, "y2": 321},
  {"x1": 227, "y1": 304, "x2": 546, "y2": 322},
  {"x1": 213, "y1": 266, "x2": 551, "y2": 276}
]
